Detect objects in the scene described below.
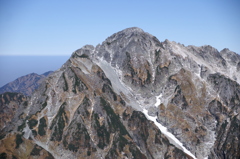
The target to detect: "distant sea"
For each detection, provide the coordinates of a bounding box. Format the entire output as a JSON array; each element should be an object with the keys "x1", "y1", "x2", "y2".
[{"x1": 0, "y1": 56, "x2": 70, "y2": 87}]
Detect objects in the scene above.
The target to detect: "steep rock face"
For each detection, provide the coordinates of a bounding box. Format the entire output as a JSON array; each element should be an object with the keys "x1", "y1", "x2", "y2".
[
  {"x1": 0, "y1": 27, "x2": 239, "y2": 159},
  {"x1": 95, "y1": 27, "x2": 159, "y2": 89},
  {"x1": 19, "y1": 47, "x2": 191, "y2": 158},
  {"x1": 25, "y1": 46, "x2": 191, "y2": 158},
  {"x1": 88, "y1": 27, "x2": 240, "y2": 158},
  {"x1": 0, "y1": 71, "x2": 53, "y2": 96},
  {"x1": 207, "y1": 73, "x2": 240, "y2": 158}
]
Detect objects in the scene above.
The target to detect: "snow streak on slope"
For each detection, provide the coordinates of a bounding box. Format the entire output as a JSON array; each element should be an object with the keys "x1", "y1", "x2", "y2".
[
  {"x1": 154, "y1": 93, "x2": 162, "y2": 107},
  {"x1": 142, "y1": 109, "x2": 197, "y2": 159},
  {"x1": 95, "y1": 55, "x2": 196, "y2": 158}
]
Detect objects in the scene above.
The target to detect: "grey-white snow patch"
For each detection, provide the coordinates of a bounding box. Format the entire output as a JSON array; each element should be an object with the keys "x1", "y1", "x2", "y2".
[
  {"x1": 95, "y1": 58, "x2": 142, "y2": 111},
  {"x1": 143, "y1": 109, "x2": 197, "y2": 159},
  {"x1": 154, "y1": 93, "x2": 162, "y2": 107}
]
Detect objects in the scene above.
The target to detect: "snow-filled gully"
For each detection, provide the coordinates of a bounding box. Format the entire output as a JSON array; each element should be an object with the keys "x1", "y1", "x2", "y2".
[
  {"x1": 142, "y1": 95, "x2": 197, "y2": 159},
  {"x1": 96, "y1": 58, "x2": 197, "y2": 158}
]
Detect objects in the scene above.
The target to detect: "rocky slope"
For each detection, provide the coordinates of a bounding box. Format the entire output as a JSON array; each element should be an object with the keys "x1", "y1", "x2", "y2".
[
  {"x1": 0, "y1": 92, "x2": 54, "y2": 159},
  {"x1": 0, "y1": 71, "x2": 53, "y2": 96},
  {"x1": 0, "y1": 27, "x2": 239, "y2": 159}
]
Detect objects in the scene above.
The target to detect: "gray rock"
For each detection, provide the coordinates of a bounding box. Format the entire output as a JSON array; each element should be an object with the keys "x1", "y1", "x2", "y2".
[{"x1": 1, "y1": 27, "x2": 240, "y2": 159}]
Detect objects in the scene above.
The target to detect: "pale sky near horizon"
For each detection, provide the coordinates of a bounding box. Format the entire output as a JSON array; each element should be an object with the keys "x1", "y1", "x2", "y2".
[{"x1": 0, "y1": 0, "x2": 240, "y2": 56}]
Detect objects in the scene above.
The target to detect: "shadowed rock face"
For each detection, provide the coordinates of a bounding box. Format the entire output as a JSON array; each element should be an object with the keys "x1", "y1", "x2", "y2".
[{"x1": 0, "y1": 27, "x2": 240, "y2": 159}]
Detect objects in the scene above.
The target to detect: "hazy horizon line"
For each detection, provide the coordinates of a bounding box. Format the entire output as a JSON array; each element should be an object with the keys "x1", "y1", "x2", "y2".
[{"x1": 0, "y1": 55, "x2": 71, "y2": 56}]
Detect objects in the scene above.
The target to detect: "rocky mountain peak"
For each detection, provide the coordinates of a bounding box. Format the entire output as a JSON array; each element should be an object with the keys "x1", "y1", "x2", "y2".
[
  {"x1": 1, "y1": 27, "x2": 240, "y2": 159},
  {"x1": 103, "y1": 27, "x2": 160, "y2": 48},
  {"x1": 72, "y1": 45, "x2": 95, "y2": 58},
  {"x1": 109, "y1": 27, "x2": 145, "y2": 37},
  {"x1": 119, "y1": 27, "x2": 144, "y2": 34}
]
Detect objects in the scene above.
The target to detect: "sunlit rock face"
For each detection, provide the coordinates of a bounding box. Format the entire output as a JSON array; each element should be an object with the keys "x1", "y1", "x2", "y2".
[{"x1": 0, "y1": 27, "x2": 239, "y2": 159}]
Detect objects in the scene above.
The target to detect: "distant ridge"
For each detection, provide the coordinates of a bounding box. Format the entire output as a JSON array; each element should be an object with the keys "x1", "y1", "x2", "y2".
[{"x1": 0, "y1": 71, "x2": 53, "y2": 96}]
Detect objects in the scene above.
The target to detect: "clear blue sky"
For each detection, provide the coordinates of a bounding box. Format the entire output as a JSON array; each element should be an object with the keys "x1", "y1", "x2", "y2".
[
  {"x1": 0, "y1": 0, "x2": 240, "y2": 55},
  {"x1": 0, "y1": 0, "x2": 240, "y2": 87}
]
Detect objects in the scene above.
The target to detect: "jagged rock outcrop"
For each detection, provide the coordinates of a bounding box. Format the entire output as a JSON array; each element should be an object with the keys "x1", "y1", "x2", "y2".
[
  {"x1": 0, "y1": 27, "x2": 239, "y2": 159},
  {"x1": 0, "y1": 71, "x2": 53, "y2": 96}
]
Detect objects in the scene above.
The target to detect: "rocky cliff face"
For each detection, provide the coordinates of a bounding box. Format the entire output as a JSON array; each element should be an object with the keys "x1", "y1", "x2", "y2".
[
  {"x1": 0, "y1": 27, "x2": 239, "y2": 159},
  {"x1": 0, "y1": 71, "x2": 53, "y2": 96}
]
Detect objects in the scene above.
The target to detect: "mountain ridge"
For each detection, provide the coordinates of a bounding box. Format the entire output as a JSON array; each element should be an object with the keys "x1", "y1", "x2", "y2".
[
  {"x1": 0, "y1": 27, "x2": 239, "y2": 159},
  {"x1": 0, "y1": 71, "x2": 53, "y2": 96}
]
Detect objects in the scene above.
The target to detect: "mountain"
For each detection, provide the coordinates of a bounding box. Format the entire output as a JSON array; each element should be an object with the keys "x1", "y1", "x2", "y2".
[
  {"x1": 0, "y1": 71, "x2": 53, "y2": 96},
  {"x1": 0, "y1": 27, "x2": 239, "y2": 159}
]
